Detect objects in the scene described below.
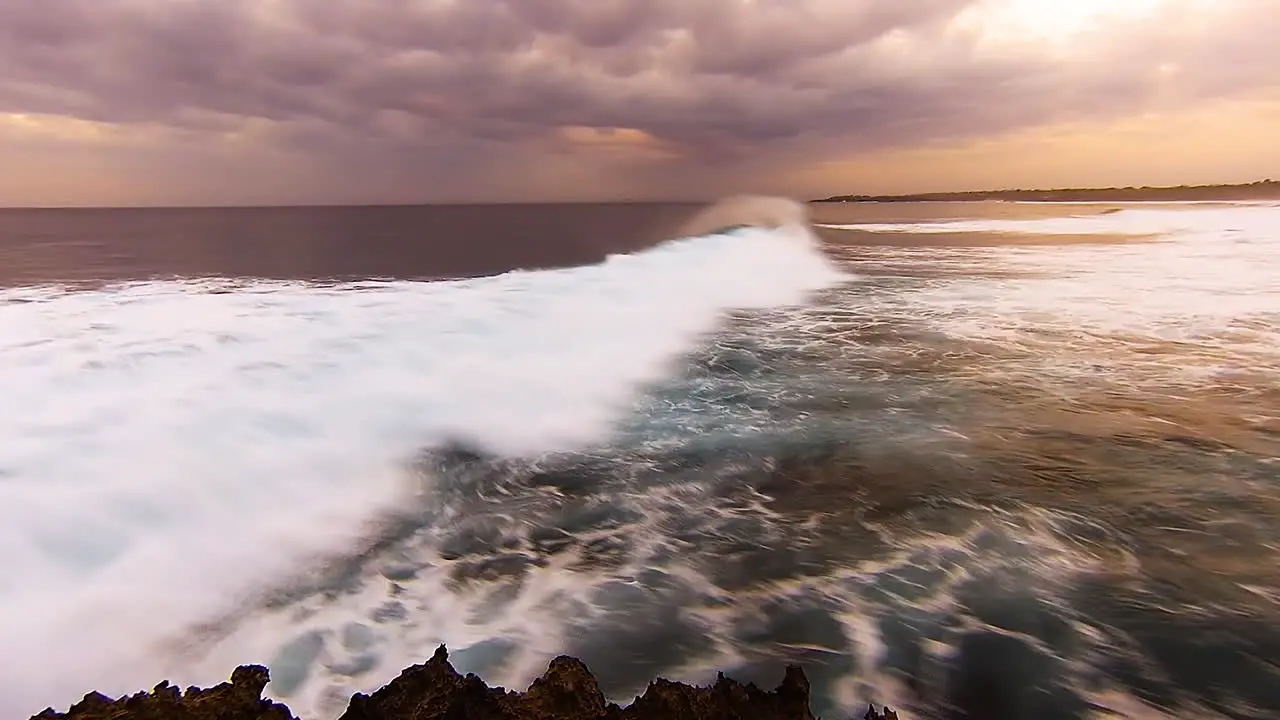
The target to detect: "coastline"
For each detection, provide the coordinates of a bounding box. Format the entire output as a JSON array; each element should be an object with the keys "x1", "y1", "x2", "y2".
[
  {"x1": 812, "y1": 180, "x2": 1280, "y2": 204},
  {"x1": 30, "y1": 646, "x2": 901, "y2": 720}
]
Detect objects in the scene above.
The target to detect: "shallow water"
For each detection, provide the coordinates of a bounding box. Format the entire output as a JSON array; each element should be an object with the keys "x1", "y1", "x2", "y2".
[{"x1": 2, "y1": 200, "x2": 1278, "y2": 719}]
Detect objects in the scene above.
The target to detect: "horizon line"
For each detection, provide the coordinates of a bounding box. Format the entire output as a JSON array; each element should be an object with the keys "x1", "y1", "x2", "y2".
[
  {"x1": 0, "y1": 198, "x2": 715, "y2": 211},
  {"x1": 815, "y1": 178, "x2": 1278, "y2": 200},
  {"x1": 2, "y1": 179, "x2": 1275, "y2": 211}
]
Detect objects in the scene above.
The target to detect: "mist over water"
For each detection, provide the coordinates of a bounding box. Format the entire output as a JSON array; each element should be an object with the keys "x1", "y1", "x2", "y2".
[{"x1": 2, "y1": 200, "x2": 1279, "y2": 719}]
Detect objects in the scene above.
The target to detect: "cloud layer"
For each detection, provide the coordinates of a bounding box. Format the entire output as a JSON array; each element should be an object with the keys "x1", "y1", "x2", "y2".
[{"x1": 1, "y1": 0, "x2": 1277, "y2": 203}]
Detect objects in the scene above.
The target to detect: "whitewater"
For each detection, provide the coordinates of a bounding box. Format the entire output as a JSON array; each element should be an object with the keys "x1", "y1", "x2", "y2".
[
  {"x1": 4, "y1": 198, "x2": 1280, "y2": 720},
  {"x1": 0, "y1": 204, "x2": 845, "y2": 715}
]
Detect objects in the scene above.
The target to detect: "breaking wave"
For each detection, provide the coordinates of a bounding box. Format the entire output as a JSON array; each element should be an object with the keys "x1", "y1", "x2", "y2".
[
  {"x1": 5, "y1": 198, "x2": 1280, "y2": 720},
  {"x1": 0, "y1": 197, "x2": 845, "y2": 715}
]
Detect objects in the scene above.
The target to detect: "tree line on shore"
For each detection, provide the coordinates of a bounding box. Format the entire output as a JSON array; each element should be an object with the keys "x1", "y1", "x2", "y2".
[{"x1": 815, "y1": 179, "x2": 1280, "y2": 203}]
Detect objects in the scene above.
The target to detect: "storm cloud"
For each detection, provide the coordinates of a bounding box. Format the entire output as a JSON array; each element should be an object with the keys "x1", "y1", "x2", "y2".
[{"x1": 1, "y1": 0, "x2": 1277, "y2": 203}]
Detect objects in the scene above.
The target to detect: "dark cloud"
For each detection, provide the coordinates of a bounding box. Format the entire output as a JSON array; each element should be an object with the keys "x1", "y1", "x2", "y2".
[{"x1": 0, "y1": 0, "x2": 1277, "y2": 201}]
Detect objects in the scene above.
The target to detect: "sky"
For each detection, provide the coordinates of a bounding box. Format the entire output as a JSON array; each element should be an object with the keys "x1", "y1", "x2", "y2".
[{"x1": 1, "y1": 0, "x2": 1278, "y2": 206}]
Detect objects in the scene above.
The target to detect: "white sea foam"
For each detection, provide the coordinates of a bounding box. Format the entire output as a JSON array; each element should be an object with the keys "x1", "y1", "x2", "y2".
[
  {"x1": 831, "y1": 203, "x2": 1280, "y2": 389},
  {"x1": 0, "y1": 220, "x2": 845, "y2": 715},
  {"x1": 7, "y1": 200, "x2": 1275, "y2": 718},
  {"x1": 904, "y1": 205, "x2": 1280, "y2": 333}
]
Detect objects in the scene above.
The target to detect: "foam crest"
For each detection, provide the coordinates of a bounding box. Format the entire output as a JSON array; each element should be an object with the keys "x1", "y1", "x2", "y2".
[{"x1": 0, "y1": 208, "x2": 845, "y2": 715}]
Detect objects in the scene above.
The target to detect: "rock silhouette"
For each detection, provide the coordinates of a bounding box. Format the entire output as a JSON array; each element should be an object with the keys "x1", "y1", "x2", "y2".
[
  {"x1": 30, "y1": 665, "x2": 293, "y2": 720},
  {"x1": 30, "y1": 645, "x2": 903, "y2": 720}
]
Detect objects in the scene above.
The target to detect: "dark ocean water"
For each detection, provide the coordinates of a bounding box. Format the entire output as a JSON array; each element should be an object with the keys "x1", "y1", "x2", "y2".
[{"x1": 1, "y1": 200, "x2": 1278, "y2": 720}]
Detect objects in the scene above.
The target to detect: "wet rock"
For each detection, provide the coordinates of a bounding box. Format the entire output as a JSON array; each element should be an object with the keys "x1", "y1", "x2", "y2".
[
  {"x1": 342, "y1": 645, "x2": 820, "y2": 720},
  {"x1": 34, "y1": 646, "x2": 878, "y2": 720},
  {"x1": 31, "y1": 665, "x2": 294, "y2": 720},
  {"x1": 620, "y1": 664, "x2": 815, "y2": 720}
]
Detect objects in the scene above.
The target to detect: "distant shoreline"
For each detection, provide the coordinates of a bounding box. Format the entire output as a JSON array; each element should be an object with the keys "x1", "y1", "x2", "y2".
[{"x1": 813, "y1": 179, "x2": 1280, "y2": 203}]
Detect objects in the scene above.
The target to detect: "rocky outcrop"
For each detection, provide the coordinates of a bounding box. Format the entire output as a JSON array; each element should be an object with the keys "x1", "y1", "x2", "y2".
[
  {"x1": 30, "y1": 665, "x2": 294, "y2": 720},
  {"x1": 30, "y1": 646, "x2": 901, "y2": 720}
]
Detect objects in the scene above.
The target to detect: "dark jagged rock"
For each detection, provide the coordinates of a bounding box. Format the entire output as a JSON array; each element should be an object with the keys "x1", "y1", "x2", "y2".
[
  {"x1": 863, "y1": 704, "x2": 898, "y2": 720},
  {"x1": 341, "y1": 645, "x2": 821, "y2": 720},
  {"x1": 621, "y1": 668, "x2": 811, "y2": 720},
  {"x1": 32, "y1": 646, "x2": 904, "y2": 720},
  {"x1": 31, "y1": 665, "x2": 295, "y2": 720}
]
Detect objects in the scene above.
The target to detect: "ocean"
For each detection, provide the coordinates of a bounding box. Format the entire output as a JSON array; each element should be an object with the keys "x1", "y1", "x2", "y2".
[{"x1": 1, "y1": 199, "x2": 1278, "y2": 720}]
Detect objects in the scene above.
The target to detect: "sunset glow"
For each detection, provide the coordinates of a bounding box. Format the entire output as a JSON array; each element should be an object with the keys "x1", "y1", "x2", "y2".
[
  {"x1": 973, "y1": 0, "x2": 1172, "y2": 42},
  {"x1": 0, "y1": 0, "x2": 1274, "y2": 205}
]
